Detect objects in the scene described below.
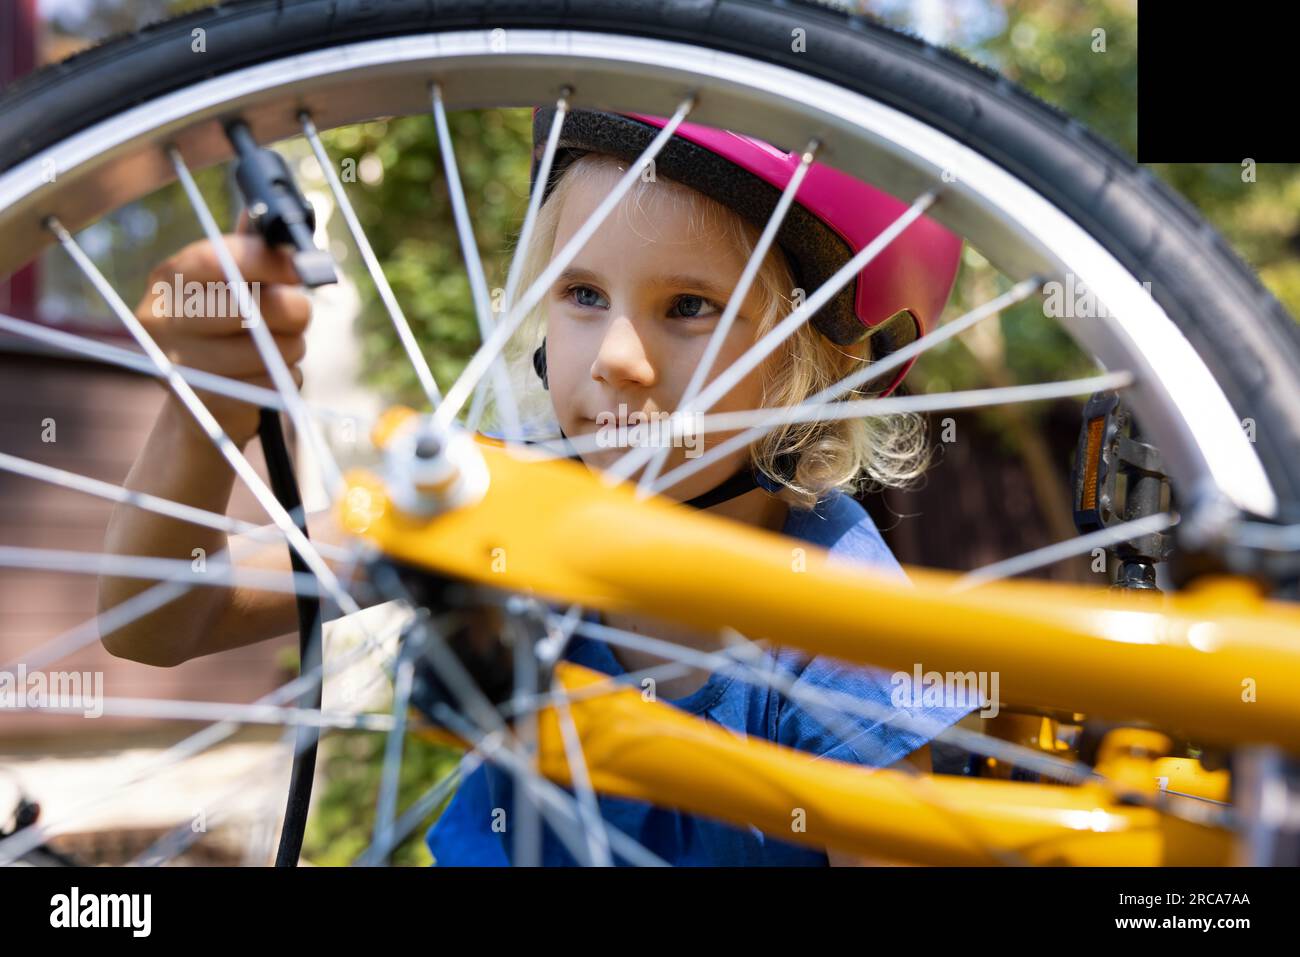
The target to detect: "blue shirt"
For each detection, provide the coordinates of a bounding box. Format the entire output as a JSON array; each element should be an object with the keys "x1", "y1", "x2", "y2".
[{"x1": 425, "y1": 482, "x2": 975, "y2": 865}]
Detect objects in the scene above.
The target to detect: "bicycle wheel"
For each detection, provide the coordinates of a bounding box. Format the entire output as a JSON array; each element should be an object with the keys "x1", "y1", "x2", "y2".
[{"x1": 1, "y1": 0, "x2": 1297, "y2": 868}]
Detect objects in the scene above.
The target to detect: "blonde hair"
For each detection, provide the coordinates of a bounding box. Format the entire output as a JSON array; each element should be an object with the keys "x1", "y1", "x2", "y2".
[{"x1": 500, "y1": 152, "x2": 931, "y2": 510}]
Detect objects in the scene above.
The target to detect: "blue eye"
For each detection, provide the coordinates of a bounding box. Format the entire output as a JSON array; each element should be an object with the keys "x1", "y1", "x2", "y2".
[
  {"x1": 672, "y1": 295, "x2": 721, "y2": 319},
  {"x1": 566, "y1": 285, "x2": 607, "y2": 309}
]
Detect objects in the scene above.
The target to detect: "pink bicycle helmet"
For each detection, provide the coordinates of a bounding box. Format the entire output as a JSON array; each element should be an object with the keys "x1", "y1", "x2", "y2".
[{"x1": 528, "y1": 107, "x2": 963, "y2": 397}]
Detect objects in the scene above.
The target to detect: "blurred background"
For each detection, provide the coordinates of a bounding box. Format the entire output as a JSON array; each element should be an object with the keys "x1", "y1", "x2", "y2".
[{"x1": 1, "y1": 0, "x2": 1296, "y2": 864}]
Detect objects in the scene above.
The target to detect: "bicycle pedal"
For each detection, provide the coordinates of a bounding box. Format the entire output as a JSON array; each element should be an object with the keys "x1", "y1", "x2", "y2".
[{"x1": 1072, "y1": 390, "x2": 1173, "y2": 589}]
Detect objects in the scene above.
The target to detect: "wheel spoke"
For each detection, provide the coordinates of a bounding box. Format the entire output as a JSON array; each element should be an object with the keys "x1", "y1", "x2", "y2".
[
  {"x1": 468, "y1": 88, "x2": 573, "y2": 437},
  {"x1": 4, "y1": 695, "x2": 394, "y2": 731},
  {"x1": 516, "y1": 600, "x2": 612, "y2": 864},
  {"x1": 502, "y1": 661, "x2": 697, "y2": 718},
  {"x1": 682, "y1": 371, "x2": 1134, "y2": 445},
  {"x1": 353, "y1": 754, "x2": 471, "y2": 867},
  {"x1": 0, "y1": 451, "x2": 346, "y2": 559},
  {"x1": 430, "y1": 84, "x2": 522, "y2": 440},
  {"x1": 6, "y1": 577, "x2": 194, "y2": 674},
  {"x1": 509, "y1": 607, "x2": 547, "y2": 867},
  {"x1": 549, "y1": 671, "x2": 613, "y2": 866},
  {"x1": 368, "y1": 624, "x2": 421, "y2": 865},
  {"x1": 356, "y1": 571, "x2": 662, "y2": 866},
  {"x1": 950, "y1": 512, "x2": 1180, "y2": 591},
  {"x1": 501, "y1": 91, "x2": 571, "y2": 324},
  {"x1": 525, "y1": 367, "x2": 1130, "y2": 464},
  {"x1": 0, "y1": 546, "x2": 324, "y2": 596},
  {"x1": 300, "y1": 112, "x2": 443, "y2": 410},
  {"x1": 0, "y1": 312, "x2": 359, "y2": 425},
  {"x1": 1228, "y1": 520, "x2": 1300, "y2": 552}
]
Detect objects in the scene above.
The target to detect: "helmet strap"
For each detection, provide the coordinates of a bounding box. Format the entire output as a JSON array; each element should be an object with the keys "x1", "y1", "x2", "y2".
[{"x1": 532, "y1": 339, "x2": 549, "y2": 390}]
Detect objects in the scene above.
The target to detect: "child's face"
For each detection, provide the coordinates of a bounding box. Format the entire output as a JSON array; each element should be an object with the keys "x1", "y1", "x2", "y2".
[{"x1": 544, "y1": 165, "x2": 774, "y2": 501}]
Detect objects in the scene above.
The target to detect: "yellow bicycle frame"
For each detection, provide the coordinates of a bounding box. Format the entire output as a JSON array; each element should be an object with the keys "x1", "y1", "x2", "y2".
[{"x1": 342, "y1": 416, "x2": 1300, "y2": 864}]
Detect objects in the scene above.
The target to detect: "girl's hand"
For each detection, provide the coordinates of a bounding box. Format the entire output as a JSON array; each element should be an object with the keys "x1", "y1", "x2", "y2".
[{"x1": 136, "y1": 219, "x2": 312, "y2": 447}]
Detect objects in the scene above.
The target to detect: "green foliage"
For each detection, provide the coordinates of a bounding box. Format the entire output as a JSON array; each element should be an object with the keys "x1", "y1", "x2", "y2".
[
  {"x1": 319, "y1": 110, "x2": 534, "y2": 409},
  {"x1": 975, "y1": 0, "x2": 1139, "y2": 154},
  {"x1": 303, "y1": 729, "x2": 463, "y2": 867}
]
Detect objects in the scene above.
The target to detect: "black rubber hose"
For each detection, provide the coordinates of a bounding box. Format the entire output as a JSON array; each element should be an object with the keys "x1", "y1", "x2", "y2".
[{"x1": 257, "y1": 407, "x2": 324, "y2": 867}]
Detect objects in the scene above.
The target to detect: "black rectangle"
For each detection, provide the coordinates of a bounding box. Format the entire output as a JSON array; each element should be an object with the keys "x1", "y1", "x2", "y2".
[
  {"x1": 0, "y1": 864, "x2": 1281, "y2": 942},
  {"x1": 1139, "y1": 0, "x2": 1295, "y2": 161}
]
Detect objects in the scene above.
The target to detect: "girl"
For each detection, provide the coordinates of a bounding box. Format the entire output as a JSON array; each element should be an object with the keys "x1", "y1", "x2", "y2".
[{"x1": 98, "y1": 107, "x2": 972, "y2": 866}]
